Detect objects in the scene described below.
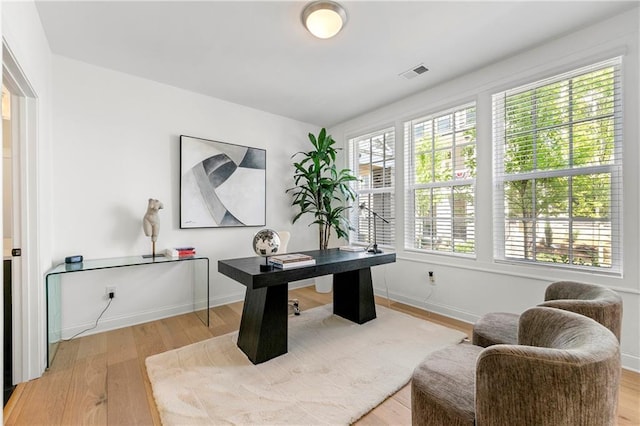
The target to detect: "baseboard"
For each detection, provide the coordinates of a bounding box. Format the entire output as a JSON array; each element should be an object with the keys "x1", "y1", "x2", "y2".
[
  {"x1": 375, "y1": 286, "x2": 480, "y2": 324},
  {"x1": 374, "y1": 286, "x2": 640, "y2": 372},
  {"x1": 209, "y1": 281, "x2": 314, "y2": 308},
  {"x1": 621, "y1": 354, "x2": 640, "y2": 372},
  {"x1": 288, "y1": 279, "x2": 315, "y2": 289},
  {"x1": 210, "y1": 292, "x2": 245, "y2": 308},
  {"x1": 60, "y1": 302, "x2": 197, "y2": 339},
  {"x1": 62, "y1": 281, "x2": 320, "y2": 340}
]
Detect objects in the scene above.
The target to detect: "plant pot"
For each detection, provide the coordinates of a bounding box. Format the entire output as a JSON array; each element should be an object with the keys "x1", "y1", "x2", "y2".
[{"x1": 314, "y1": 275, "x2": 332, "y2": 293}]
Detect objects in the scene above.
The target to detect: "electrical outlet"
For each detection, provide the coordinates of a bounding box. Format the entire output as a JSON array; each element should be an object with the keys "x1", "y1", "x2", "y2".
[
  {"x1": 428, "y1": 271, "x2": 435, "y2": 285},
  {"x1": 106, "y1": 286, "x2": 116, "y2": 298}
]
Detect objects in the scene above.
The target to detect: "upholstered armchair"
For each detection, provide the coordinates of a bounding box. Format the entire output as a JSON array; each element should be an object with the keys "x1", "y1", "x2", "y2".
[
  {"x1": 472, "y1": 281, "x2": 622, "y2": 347},
  {"x1": 412, "y1": 307, "x2": 621, "y2": 426}
]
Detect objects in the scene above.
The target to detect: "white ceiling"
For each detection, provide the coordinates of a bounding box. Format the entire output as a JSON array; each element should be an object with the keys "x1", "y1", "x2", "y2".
[{"x1": 35, "y1": 1, "x2": 637, "y2": 127}]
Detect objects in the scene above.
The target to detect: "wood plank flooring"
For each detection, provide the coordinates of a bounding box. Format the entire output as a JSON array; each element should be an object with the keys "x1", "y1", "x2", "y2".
[{"x1": 4, "y1": 286, "x2": 639, "y2": 425}]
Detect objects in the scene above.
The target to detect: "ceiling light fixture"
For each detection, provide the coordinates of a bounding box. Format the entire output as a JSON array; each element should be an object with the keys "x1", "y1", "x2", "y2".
[{"x1": 301, "y1": 1, "x2": 347, "y2": 39}]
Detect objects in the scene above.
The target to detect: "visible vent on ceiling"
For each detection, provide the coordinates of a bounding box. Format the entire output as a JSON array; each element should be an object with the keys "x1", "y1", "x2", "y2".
[{"x1": 400, "y1": 64, "x2": 429, "y2": 80}]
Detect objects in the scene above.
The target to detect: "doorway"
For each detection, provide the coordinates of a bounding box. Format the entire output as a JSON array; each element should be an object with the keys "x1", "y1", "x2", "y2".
[{"x1": 2, "y1": 84, "x2": 16, "y2": 404}]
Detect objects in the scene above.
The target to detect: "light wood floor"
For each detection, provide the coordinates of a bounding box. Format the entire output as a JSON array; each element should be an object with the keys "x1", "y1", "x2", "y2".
[{"x1": 4, "y1": 286, "x2": 640, "y2": 425}]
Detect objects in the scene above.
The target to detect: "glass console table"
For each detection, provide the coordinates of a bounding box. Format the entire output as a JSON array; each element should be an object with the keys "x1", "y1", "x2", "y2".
[{"x1": 45, "y1": 255, "x2": 209, "y2": 368}]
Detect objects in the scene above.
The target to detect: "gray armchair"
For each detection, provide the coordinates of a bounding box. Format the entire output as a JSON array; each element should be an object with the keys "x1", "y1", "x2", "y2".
[
  {"x1": 412, "y1": 307, "x2": 621, "y2": 426},
  {"x1": 472, "y1": 281, "x2": 622, "y2": 347}
]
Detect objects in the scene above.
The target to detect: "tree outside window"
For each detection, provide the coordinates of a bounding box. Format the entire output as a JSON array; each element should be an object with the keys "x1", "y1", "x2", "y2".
[
  {"x1": 406, "y1": 103, "x2": 477, "y2": 254},
  {"x1": 495, "y1": 59, "x2": 621, "y2": 270}
]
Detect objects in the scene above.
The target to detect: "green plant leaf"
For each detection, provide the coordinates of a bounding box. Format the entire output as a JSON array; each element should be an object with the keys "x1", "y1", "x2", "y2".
[{"x1": 286, "y1": 128, "x2": 358, "y2": 249}]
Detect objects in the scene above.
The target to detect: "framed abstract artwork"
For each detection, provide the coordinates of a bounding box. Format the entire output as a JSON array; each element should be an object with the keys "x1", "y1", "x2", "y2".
[{"x1": 180, "y1": 135, "x2": 266, "y2": 228}]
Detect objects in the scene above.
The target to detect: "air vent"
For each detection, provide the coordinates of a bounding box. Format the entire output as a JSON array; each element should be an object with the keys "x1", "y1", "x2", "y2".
[{"x1": 399, "y1": 63, "x2": 429, "y2": 80}]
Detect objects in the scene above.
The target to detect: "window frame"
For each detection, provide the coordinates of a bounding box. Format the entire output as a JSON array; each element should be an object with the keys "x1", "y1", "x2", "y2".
[
  {"x1": 348, "y1": 127, "x2": 396, "y2": 249},
  {"x1": 404, "y1": 102, "x2": 477, "y2": 256},
  {"x1": 492, "y1": 57, "x2": 623, "y2": 273}
]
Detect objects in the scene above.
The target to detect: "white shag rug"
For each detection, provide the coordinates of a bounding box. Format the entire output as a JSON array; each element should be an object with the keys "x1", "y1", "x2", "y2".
[{"x1": 145, "y1": 304, "x2": 466, "y2": 425}]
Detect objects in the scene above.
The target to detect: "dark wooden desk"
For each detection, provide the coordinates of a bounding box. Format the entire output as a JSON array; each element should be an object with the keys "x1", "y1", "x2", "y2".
[{"x1": 218, "y1": 248, "x2": 396, "y2": 364}]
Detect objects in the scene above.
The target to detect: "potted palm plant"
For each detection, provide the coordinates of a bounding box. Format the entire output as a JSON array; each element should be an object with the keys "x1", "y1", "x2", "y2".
[{"x1": 287, "y1": 128, "x2": 358, "y2": 251}]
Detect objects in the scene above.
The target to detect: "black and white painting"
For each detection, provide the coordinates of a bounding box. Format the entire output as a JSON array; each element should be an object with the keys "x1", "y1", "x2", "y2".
[{"x1": 180, "y1": 135, "x2": 266, "y2": 228}]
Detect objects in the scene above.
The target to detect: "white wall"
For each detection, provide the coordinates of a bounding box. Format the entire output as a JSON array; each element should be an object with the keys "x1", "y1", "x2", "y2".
[
  {"x1": 51, "y1": 56, "x2": 321, "y2": 339},
  {"x1": 330, "y1": 9, "x2": 640, "y2": 371}
]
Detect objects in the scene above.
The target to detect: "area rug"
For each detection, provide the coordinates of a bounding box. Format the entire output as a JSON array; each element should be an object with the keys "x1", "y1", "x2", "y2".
[{"x1": 145, "y1": 304, "x2": 466, "y2": 425}]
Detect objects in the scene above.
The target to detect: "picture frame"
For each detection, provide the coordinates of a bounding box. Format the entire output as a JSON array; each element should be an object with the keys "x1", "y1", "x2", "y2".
[{"x1": 180, "y1": 135, "x2": 266, "y2": 228}]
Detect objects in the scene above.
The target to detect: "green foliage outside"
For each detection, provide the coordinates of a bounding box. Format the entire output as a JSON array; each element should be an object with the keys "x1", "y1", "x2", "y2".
[
  {"x1": 410, "y1": 66, "x2": 617, "y2": 268},
  {"x1": 412, "y1": 107, "x2": 477, "y2": 253},
  {"x1": 502, "y1": 67, "x2": 616, "y2": 267}
]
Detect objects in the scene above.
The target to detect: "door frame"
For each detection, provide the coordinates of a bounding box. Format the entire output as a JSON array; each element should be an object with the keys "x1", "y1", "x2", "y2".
[{"x1": 3, "y1": 40, "x2": 43, "y2": 382}]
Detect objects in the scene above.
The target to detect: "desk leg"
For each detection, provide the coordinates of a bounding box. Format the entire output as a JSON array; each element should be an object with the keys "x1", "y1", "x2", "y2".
[
  {"x1": 333, "y1": 267, "x2": 377, "y2": 324},
  {"x1": 237, "y1": 284, "x2": 288, "y2": 364}
]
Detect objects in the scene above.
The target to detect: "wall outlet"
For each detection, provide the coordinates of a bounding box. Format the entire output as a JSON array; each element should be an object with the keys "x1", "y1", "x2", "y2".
[
  {"x1": 428, "y1": 271, "x2": 435, "y2": 285},
  {"x1": 105, "y1": 286, "x2": 116, "y2": 298}
]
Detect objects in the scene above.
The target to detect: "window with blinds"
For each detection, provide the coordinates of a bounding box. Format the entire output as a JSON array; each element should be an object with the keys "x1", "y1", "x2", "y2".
[
  {"x1": 404, "y1": 103, "x2": 477, "y2": 255},
  {"x1": 493, "y1": 57, "x2": 622, "y2": 272},
  {"x1": 348, "y1": 127, "x2": 395, "y2": 248}
]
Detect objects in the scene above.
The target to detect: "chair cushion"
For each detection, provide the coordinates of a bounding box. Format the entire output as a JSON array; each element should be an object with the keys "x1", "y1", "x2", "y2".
[
  {"x1": 472, "y1": 312, "x2": 519, "y2": 347},
  {"x1": 411, "y1": 342, "x2": 483, "y2": 426}
]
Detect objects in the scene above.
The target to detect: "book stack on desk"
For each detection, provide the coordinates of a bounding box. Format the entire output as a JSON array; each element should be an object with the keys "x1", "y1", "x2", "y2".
[
  {"x1": 268, "y1": 253, "x2": 316, "y2": 269},
  {"x1": 165, "y1": 247, "x2": 196, "y2": 258},
  {"x1": 339, "y1": 245, "x2": 365, "y2": 252}
]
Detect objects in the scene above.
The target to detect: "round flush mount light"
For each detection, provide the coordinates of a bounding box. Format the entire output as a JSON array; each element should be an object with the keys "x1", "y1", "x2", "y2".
[{"x1": 301, "y1": 1, "x2": 347, "y2": 39}]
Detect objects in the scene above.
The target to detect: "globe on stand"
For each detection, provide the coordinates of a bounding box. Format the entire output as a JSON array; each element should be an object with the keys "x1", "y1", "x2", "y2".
[{"x1": 252, "y1": 229, "x2": 281, "y2": 271}]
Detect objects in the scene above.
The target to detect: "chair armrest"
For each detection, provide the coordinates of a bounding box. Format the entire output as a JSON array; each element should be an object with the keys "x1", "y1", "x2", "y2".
[
  {"x1": 540, "y1": 296, "x2": 622, "y2": 341},
  {"x1": 476, "y1": 343, "x2": 620, "y2": 426}
]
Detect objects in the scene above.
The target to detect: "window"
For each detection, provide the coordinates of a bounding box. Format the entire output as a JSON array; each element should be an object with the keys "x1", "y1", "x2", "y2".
[
  {"x1": 493, "y1": 58, "x2": 622, "y2": 271},
  {"x1": 349, "y1": 127, "x2": 395, "y2": 248},
  {"x1": 405, "y1": 103, "x2": 477, "y2": 254}
]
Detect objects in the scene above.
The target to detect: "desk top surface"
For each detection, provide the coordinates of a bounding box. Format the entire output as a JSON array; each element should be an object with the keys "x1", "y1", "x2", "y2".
[{"x1": 218, "y1": 248, "x2": 395, "y2": 289}]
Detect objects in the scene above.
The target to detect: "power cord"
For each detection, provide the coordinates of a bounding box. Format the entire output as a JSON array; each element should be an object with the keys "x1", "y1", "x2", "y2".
[
  {"x1": 63, "y1": 292, "x2": 114, "y2": 341},
  {"x1": 421, "y1": 282, "x2": 435, "y2": 321},
  {"x1": 424, "y1": 286, "x2": 434, "y2": 303}
]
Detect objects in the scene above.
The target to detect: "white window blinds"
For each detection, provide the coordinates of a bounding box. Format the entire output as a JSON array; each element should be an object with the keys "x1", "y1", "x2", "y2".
[
  {"x1": 493, "y1": 57, "x2": 623, "y2": 272},
  {"x1": 404, "y1": 103, "x2": 477, "y2": 255},
  {"x1": 348, "y1": 127, "x2": 395, "y2": 248}
]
